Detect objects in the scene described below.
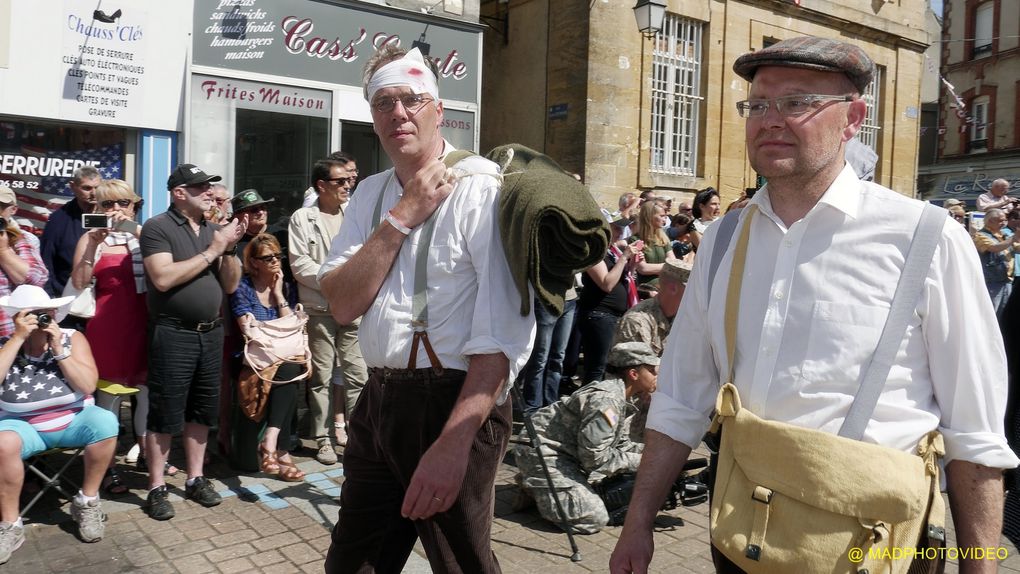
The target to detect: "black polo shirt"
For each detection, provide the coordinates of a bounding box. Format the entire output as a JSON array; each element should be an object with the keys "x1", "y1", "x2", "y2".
[{"x1": 140, "y1": 205, "x2": 223, "y2": 322}]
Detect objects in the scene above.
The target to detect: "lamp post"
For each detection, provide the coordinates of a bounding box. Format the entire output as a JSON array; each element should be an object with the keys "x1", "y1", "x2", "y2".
[{"x1": 633, "y1": 0, "x2": 667, "y2": 39}]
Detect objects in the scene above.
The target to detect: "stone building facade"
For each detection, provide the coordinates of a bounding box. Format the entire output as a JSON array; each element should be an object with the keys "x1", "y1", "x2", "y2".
[
  {"x1": 918, "y1": 0, "x2": 1020, "y2": 204},
  {"x1": 481, "y1": 0, "x2": 930, "y2": 209}
]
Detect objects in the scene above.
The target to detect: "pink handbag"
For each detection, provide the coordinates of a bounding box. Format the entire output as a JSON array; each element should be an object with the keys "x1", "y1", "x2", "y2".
[{"x1": 239, "y1": 304, "x2": 312, "y2": 383}]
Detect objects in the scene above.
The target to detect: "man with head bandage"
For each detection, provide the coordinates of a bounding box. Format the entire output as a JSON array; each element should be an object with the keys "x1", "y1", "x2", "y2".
[{"x1": 319, "y1": 46, "x2": 536, "y2": 573}]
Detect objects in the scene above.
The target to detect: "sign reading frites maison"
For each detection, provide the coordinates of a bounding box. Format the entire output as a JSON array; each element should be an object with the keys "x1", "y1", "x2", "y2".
[{"x1": 193, "y1": 0, "x2": 481, "y2": 103}]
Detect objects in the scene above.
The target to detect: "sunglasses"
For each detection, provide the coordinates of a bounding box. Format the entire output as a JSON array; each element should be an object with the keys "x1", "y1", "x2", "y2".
[
  {"x1": 254, "y1": 253, "x2": 282, "y2": 262},
  {"x1": 100, "y1": 199, "x2": 133, "y2": 208},
  {"x1": 325, "y1": 176, "x2": 355, "y2": 186}
]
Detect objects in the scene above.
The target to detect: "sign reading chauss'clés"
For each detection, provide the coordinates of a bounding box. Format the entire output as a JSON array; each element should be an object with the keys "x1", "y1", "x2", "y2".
[{"x1": 194, "y1": 0, "x2": 481, "y2": 103}]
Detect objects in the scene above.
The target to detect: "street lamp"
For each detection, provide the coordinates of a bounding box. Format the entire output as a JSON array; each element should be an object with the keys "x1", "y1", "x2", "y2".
[{"x1": 633, "y1": 0, "x2": 667, "y2": 39}]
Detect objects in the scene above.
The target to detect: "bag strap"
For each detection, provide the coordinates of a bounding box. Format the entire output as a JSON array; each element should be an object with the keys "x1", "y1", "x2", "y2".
[
  {"x1": 707, "y1": 208, "x2": 743, "y2": 308},
  {"x1": 723, "y1": 205, "x2": 757, "y2": 384},
  {"x1": 838, "y1": 202, "x2": 946, "y2": 439}
]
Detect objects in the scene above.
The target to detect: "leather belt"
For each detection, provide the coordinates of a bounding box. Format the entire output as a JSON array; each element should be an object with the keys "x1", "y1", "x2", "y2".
[{"x1": 155, "y1": 315, "x2": 222, "y2": 333}]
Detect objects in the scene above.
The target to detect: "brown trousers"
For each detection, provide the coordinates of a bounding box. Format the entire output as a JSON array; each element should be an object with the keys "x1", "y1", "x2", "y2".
[{"x1": 324, "y1": 367, "x2": 511, "y2": 574}]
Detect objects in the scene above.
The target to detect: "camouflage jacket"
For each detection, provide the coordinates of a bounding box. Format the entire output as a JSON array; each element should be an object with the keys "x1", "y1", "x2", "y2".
[
  {"x1": 612, "y1": 297, "x2": 673, "y2": 355},
  {"x1": 524, "y1": 377, "x2": 644, "y2": 483}
]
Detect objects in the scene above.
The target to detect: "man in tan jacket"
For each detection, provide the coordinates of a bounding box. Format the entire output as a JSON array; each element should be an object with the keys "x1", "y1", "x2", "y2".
[{"x1": 289, "y1": 153, "x2": 367, "y2": 465}]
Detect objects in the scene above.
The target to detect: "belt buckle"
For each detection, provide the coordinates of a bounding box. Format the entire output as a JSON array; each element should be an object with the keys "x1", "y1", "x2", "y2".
[{"x1": 196, "y1": 320, "x2": 215, "y2": 332}]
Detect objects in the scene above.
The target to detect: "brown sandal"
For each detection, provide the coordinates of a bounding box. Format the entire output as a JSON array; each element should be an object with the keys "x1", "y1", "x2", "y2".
[
  {"x1": 275, "y1": 452, "x2": 305, "y2": 482},
  {"x1": 259, "y1": 445, "x2": 280, "y2": 475}
]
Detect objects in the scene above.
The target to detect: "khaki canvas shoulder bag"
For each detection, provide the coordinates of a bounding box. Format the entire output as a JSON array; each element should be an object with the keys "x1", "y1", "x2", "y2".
[{"x1": 708, "y1": 203, "x2": 948, "y2": 574}]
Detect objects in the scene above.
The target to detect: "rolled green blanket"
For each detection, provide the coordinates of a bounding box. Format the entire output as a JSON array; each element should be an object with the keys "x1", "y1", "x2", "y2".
[{"x1": 488, "y1": 144, "x2": 610, "y2": 316}]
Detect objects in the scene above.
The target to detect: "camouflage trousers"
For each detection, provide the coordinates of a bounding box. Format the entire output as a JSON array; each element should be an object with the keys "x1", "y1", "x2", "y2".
[{"x1": 513, "y1": 445, "x2": 609, "y2": 534}]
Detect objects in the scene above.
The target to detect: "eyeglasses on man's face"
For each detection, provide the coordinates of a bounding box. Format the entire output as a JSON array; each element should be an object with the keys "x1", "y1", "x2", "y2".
[
  {"x1": 254, "y1": 253, "x2": 282, "y2": 262},
  {"x1": 370, "y1": 94, "x2": 434, "y2": 114},
  {"x1": 100, "y1": 199, "x2": 133, "y2": 208},
  {"x1": 735, "y1": 94, "x2": 854, "y2": 119},
  {"x1": 325, "y1": 176, "x2": 355, "y2": 186}
]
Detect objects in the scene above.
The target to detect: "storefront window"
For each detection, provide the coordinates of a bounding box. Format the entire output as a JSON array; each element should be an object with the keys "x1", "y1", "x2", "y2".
[
  {"x1": 235, "y1": 109, "x2": 327, "y2": 225},
  {"x1": 0, "y1": 119, "x2": 124, "y2": 233},
  {"x1": 190, "y1": 74, "x2": 331, "y2": 230}
]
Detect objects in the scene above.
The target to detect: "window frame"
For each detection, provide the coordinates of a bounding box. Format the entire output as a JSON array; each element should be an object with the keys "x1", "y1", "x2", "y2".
[{"x1": 648, "y1": 14, "x2": 704, "y2": 177}]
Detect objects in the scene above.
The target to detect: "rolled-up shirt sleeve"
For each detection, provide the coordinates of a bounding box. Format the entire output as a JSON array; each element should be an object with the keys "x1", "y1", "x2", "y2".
[
  {"x1": 646, "y1": 234, "x2": 721, "y2": 450},
  {"x1": 924, "y1": 220, "x2": 1019, "y2": 468},
  {"x1": 459, "y1": 180, "x2": 535, "y2": 383}
]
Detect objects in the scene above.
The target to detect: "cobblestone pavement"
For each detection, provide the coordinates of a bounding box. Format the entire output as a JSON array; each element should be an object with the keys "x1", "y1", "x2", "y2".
[{"x1": 4, "y1": 438, "x2": 1019, "y2": 573}]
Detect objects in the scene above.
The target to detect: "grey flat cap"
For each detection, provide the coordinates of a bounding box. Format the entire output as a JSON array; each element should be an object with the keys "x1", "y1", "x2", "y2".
[{"x1": 733, "y1": 36, "x2": 875, "y2": 93}]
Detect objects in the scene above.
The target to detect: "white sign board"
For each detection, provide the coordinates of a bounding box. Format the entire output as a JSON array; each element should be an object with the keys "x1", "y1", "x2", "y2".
[{"x1": 0, "y1": 0, "x2": 190, "y2": 131}]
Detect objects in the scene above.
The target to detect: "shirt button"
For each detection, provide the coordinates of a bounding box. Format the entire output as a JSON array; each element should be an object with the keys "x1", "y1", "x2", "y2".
[
  {"x1": 775, "y1": 290, "x2": 784, "y2": 300},
  {"x1": 784, "y1": 240, "x2": 793, "y2": 247}
]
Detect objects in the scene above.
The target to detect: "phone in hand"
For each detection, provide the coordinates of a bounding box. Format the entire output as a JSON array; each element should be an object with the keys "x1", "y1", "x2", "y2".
[
  {"x1": 113, "y1": 219, "x2": 138, "y2": 233},
  {"x1": 81, "y1": 213, "x2": 110, "y2": 229}
]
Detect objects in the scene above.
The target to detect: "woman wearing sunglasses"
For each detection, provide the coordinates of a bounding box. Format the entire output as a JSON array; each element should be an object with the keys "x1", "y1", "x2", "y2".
[
  {"x1": 228, "y1": 233, "x2": 304, "y2": 481},
  {"x1": 69, "y1": 179, "x2": 158, "y2": 494}
]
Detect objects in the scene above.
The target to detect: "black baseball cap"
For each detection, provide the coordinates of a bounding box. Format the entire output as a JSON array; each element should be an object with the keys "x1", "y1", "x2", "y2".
[{"x1": 167, "y1": 163, "x2": 222, "y2": 191}]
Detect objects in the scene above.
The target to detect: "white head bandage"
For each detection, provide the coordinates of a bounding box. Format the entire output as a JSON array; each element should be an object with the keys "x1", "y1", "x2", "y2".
[{"x1": 366, "y1": 48, "x2": 440, "y2": 103}]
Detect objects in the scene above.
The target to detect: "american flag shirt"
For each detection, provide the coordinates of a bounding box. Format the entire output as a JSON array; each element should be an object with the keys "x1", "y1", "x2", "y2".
[{"x1": 0, "y1": 329, "x2": 93, "y2": 432}]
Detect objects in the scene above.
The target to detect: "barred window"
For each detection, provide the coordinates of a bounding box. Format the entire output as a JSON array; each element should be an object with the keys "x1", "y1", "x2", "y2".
[
  {"x1": 857, "y1": 66, "x2": 882, "y2": 154},
  {"x1": 650, "y1": 15, "x2": 704, "y2": 177}
]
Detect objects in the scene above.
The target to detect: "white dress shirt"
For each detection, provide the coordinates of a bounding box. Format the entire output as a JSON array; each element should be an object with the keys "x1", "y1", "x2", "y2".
[
  {"x1": 649, "y1": 164, "x2": 1019, "y2": 469},
  {"x1": 318, "y1": 142, "x2": 536, "y2": 403}
]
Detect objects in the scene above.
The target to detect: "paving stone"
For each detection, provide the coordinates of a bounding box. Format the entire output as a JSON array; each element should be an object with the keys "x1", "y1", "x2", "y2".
[
  {"x1": 205, "y1": 542, "x2": 257, "y2": 563},
  {"x1": 172, "y1": 552, "x2": 216, "y2": 573},
  {"x1": 252, "y1": 531, "x2": 301, "y2": 552},
  {"x1": 279, "y1": 541, "x2": 320, "y2": 565},
  {"x1": 251, "y1": 548, "x2": 287, "y2": 566},
  {"x1": 217, "y1": 556, "x2": 255, "y2": 573},
  {"x1": 209, "y1": 527, "x2": 261, "y2": 547}
]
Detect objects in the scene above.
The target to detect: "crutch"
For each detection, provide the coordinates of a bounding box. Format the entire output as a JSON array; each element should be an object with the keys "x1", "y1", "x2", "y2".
[{"x1": 510, "y1": 383, "x2": 582, "y2": 562}]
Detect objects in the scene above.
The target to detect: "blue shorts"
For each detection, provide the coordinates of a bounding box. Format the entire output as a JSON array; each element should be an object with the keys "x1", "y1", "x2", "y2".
[{"x1": 0, "y1": 405, "x2": 119, "y2": 459}]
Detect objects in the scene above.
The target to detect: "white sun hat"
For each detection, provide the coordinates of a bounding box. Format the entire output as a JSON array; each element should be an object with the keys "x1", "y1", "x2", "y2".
[{"x1": 0, "y1": 285, "x2": 75, "y2": 322}]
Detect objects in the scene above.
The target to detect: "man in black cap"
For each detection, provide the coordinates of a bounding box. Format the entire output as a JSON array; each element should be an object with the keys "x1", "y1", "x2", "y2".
[
  {"x1": 611, "y1": 36, "x2": 1015, "y2": 573},
  {"x1": 139, "y1": 163, "x2": 247, "y2": 520}
]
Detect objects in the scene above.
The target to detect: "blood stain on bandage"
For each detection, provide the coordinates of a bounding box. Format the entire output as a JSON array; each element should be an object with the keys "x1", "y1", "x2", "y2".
[{"x1": 409, "y1": 68, "x2": 423, "y2": 76}]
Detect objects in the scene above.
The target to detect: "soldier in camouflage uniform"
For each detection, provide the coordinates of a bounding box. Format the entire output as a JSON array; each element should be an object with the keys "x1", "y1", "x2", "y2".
[
  {"x1": 513, "y1": 342, "x2": 659, "y2": 533},
  {"x1": 613, "y1": 259, "x2": 691, "y2": 355}
]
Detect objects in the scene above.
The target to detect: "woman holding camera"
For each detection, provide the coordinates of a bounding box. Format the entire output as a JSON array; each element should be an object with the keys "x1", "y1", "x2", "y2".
[
  {"x1": 70, "y1": 179, "x2": 159, "y2": 493},
  {"x1": 228, "y1": 233, "x2": 305, "y2": 481},
  {"x1": 0, "y1": 193, "x2": 47, "y2": 339}
]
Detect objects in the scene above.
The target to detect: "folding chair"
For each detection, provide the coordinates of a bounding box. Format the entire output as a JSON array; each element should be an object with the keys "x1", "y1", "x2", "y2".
[
  {"x1": 21, "y1": 380, "x2": 138, "y2": 516},
  {"x1": 22, "y1": 446, "x2": 84, "y2": 516}
]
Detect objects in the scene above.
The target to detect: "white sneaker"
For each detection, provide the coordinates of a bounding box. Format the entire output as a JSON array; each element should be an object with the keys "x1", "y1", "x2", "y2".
[
  {"x1": 125, "y1": 443, "x2": 141, "y2": 464},
  {"x1": 71, "y1": 496, "x2": 105, "y2": 542},
  {"x1": 0, "y1": 522, "x2": 24, "y2": 564}
]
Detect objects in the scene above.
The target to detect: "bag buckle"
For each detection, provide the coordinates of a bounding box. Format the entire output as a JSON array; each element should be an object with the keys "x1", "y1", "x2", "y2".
[{"x1": 751, "y1": 486, "x2": 773, "y2": 504}]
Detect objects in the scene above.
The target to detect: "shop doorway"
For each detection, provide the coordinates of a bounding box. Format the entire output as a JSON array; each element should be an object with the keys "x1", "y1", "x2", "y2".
[
  {"x1": 341, "y1": 121, "x2": 389, "y2": 193},
  {"x1": 234, "y1": 109, "x2": 328, "y2": 232}
]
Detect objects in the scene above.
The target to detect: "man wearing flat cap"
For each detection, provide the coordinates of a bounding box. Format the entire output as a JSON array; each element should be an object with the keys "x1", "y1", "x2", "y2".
[
  {"x1": 513, "y1": 341, "x2": 659, "y2": 534},
  {"x1": 318, "y1": 46, "x2": 534, "y2": 572},
  {"x1": 138, "y1": 163, "x2": 247, "y2": 521},
  {"x1": 612, "y1": 37, "x2": 1016, "y2": 573}
]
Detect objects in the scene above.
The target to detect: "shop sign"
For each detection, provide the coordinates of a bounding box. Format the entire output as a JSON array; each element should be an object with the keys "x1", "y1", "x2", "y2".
[
  {"x1": 193, "y1": 74, "x2": 332, "y2": 119},
  {"x1": 193, "y1": 0, "x2": 481, "y2": 103},
  {"x1": 0, "y1": 143, "x2": 123, "y2": 231},
  {"x1": 942, "y1": 173, "x2": 1020, "y2": 196},
  {"x1": 58, "y1": 0, "x2": 152, "y2": 125}
]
